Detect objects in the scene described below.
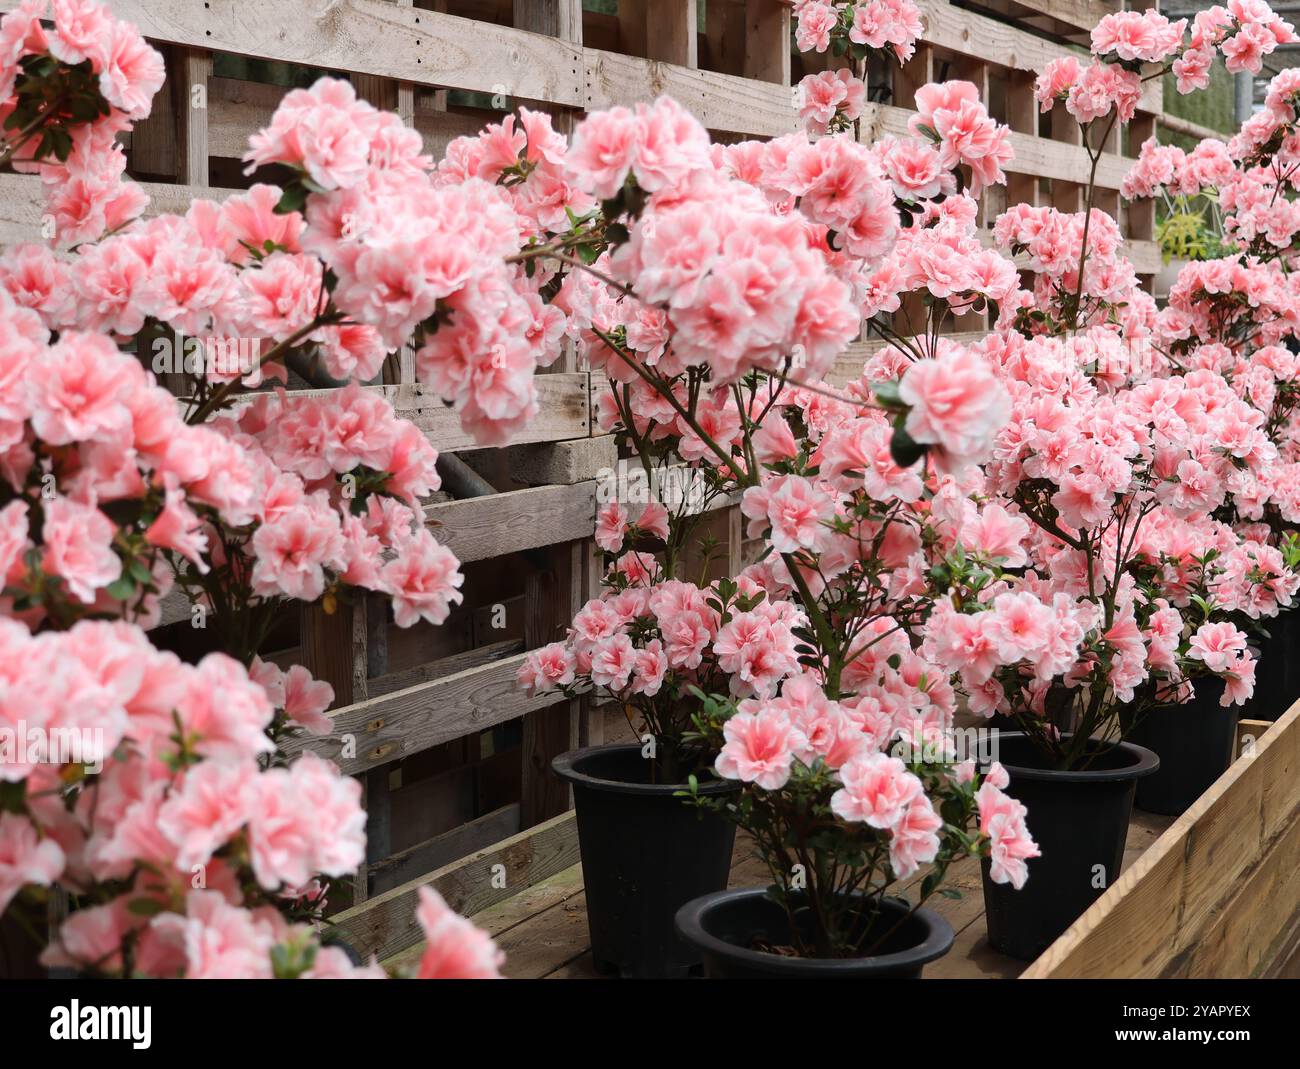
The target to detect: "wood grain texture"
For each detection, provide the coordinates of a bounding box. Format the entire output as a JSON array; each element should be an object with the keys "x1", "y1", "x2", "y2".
[
  {"x1": 331, "y1": 810, "x2": 578, "y2": 960},
  {"x1": 743, "y1": 0, "x2": 790, "y2": 86},
  {"x1": 424, "y1": 481, "x2": 596, "y2": 564},
  {"x1": 369, "y1": 803, "x2": 522, "y2": 896},
  {"x1": 513, "y1": 0, "x2": 583, "y2": 43},
  {"x1": 22, "y1": 0, "x2": 585, "y2": 105},
  {"x1": 281, "y1": 650, "x2": 569, "y2": 775},
  {"x1": 176, "y1": 50, "x2": 212, "y2": 185},
  {"x1": 521, "y1": 553, "x2": 580, "y2": 826},
  {"x1": 1022, "y1": 698, "x2": 1300, "y2": 978},
  {"x1": 912, "y1": 1, "x2": 1160, "y2": 116}
]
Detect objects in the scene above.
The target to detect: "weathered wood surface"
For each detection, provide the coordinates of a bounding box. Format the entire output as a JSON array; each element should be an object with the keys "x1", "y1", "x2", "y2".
[
  {"x1": 281, "y1": 650, "x2": 559, "y2": 775},
  {"x1": 332, "y1": 810, "x2": 579, "y2": 962},
  {"x1": 1023, "y1": 700, "x2": 1300, "y2": 979}
]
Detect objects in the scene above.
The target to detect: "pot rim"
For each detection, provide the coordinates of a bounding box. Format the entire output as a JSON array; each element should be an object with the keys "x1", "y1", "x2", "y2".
[
  {"x1": 552, "y1": 743, "x2": 737, "y2": 797},
  {"x1": 988, "y1": 731, "x2": 1160, "y2": 783},
  {"x1": 674, "y1": 888, "x2": 955, "y2": 973}
]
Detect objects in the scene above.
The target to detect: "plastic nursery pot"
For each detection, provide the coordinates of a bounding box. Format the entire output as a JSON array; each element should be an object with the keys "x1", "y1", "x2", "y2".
[
  {"x1": 1126, "y1": 677, "x2": 1236, "y2": 817},
  {"x1": 980, "y1": 732, "x2": 1159, "y2": 962},
  {"x1": 674, "y1": 890, "x2": 954, "y2": 979},
  {"x1": 1239, "y1": 609, "x2": 1300, "y2": 722},
  {"x1": 552, "y1": 743, "x2": 737, "y2": 979}
]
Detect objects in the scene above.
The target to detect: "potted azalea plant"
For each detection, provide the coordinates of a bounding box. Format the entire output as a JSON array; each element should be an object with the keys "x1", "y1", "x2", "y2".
[
  {"x1": 515, "y1": 42, "x2": 1047, "y2": 972},
  {"x1": 1124, "y1": 77, "x2": 1300, "y2": 728},
  {"x1": 509, "y1": 0, "x2": 1029, "y2": 977},
  {"x1": 519, "y1": 455, "x2": 768, "y2": 977},
  {"x1": 899, "y1": 3, "x2": 1300, "y2": 956}
]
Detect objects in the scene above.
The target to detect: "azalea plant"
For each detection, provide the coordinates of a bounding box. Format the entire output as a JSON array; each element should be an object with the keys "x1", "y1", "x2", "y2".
[
  {"x1": 0, "y1": 0, "x2": 515, "y2": 979},
  {"x1": 515, "y1": 15, "x2": 1042, "y2": 957}
]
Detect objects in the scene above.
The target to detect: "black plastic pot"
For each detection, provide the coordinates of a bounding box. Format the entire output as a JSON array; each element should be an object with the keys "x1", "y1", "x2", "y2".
[
  {"x1": 1126, "y1": 678, "x2": 1236, "y2": 816},
  {"x1": 674, "y1": 889, "x2": 954, "y2": 979},
  {"x1": 1239, "y1": 610, "x2": 1300, "y2": 722},
  {"x1": 980, "y1": 732, "x2": 1159, "y2": 962},
  {"x1": 552, "y1": 743, "x2": 737, "y2": 978}
]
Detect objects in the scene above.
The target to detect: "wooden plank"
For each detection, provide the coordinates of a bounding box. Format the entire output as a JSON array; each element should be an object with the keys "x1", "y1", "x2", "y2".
[
  {"x1": 366, "y1": 638, "x2": 524, "y2": 698},
  {"x1": 281, "y1": 650, "x2": 567, "y2": 775},
  {"x1": 705, "y1": 0, "x2": 747, "y2": 77},
  {"x1": 128, "y1": 44, "x2": 180, "y2": 177},
  {"x1": 520, "y1": 543, "x2": 583, "y2": 826},
  {"x1": 1167, "y1": 814, "x2": 1300, "y2": 978},
  {"x1": 995, "y1": 0, "x2": 1120, "y2": 34},
  {"x1": 176, "y1": 50, "x2": 212, "y2": 186},
  {"x1": 1126, "y1": 113, "x2": 1158, "y2": 244},
  {"x1": 647, "y1": 0, "x2": 698, "y2": 68},
  {"x1": 913, "y1": 1, "x2": 1161, "y2": 116},
  {"x1": 3, "y1": 0, "x2": 586, "y2": 106},
  {"x1": 393, "y1": 376, "x2": 591, "y2": 453},
  {"x1": 743, "y1": 0, "x2": 790, "y2": 86},
  {"x1": 369, "y1": 802, "x2": 522, "y2": 896},
  {"x1": 330, "y1": 810, "x2": 579, "y2": 961},
  {"x1": 513, "y1": 0, "x2": 582, "y2": 43},
  {"x1": 300, "y1": 602, "x2": 365, "y2": 707},
  {"x1": 1238, "y1": 718, "x2": 1273, "y2": 759},
  {"x1": 585, "y1": 48, "x2": 794, "y2": 136},
  {"x1": 382, "y1": 862, "x2": 583, "y2": 972},
  {"x1": 424, "y1": 481, "x2": 596, "y2": 564},
  {"x1": 0, "y1": 173, "x2": 226, "y2": 245},
  {"x1": 1022, "y1": 699, "x2": 1300, "y2": 978}
]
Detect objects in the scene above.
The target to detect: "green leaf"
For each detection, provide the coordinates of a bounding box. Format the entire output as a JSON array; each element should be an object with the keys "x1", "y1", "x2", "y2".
[
  {"x1": 889, "y1": 425, "x2": 928, "y2": 469},
  {"x1": 274, "y1": 183, "x2": 309, "y2": 215},
  {"x1": 105, "y1": 576, "x2": 137, "y2": 601},
  {"x1": 873, "y1": 379, "x2": 903, "y2": 408}
]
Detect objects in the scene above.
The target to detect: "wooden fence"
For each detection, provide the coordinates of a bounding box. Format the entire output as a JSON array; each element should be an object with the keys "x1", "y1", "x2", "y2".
[{"x1": 0, "y1": 0, "x2": 1180, "y2": 963}]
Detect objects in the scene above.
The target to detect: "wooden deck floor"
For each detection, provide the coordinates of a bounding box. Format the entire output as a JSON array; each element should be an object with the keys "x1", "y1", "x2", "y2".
[{"x1": 429, "y1": 808, "x2": 1174, "y2": 979}]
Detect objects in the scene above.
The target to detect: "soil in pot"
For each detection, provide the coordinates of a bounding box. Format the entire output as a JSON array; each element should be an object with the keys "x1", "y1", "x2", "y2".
[
  {"x1": 1125, "y1": 677, "x2": 1236, "y2": 816},
  {"x1": 552, "y1": 743, "x2": 737, "y2": 979},
  {"x1": 980, "y1": 732, "x2": 1158, "y2": 962},
  {"x1": 675, "y1": 889, "x2": 954, "y2": 979}
]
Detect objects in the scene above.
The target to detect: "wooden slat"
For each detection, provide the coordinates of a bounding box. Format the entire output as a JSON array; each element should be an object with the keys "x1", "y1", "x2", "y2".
[
  {"x1": 176, "y1": 50, "x2": 212, "y2": 186},
  {"x1": 0, "y1": 173, "x2": 226, "y2": 246},
  {"x1": 366, "y1": 637, "x2": 524, "y2": 698},
  {"x1": 520, "y1": 544, "x2": 582, "y2": 826},
  {"x1": 513, "y1": 0, "x2": 582, "y2": 43},
  {"x1": 368, "y1": 802, "x2": 522, "y2": 896},
  {"x1": 424, "y1": 481, "x2": 596, "y2": 564},
  {"x1": 281, "y1": 651, "x2": 565, "y2": 775},
  {"x1": 1237, "y1": 718, "x2": 1273, "y2": 759},
  {"x1": 643, "y1": 0, "x2": 698, "y2": 68},
  {"x1": 331, "y1": 810, "x2": 579, "y2": 961},
  {"x1": 914, "y1": 0, "x2": 1161, "y2": 116},
  {"x1": 1022, "y1": 699, "x2": 1300, "y2": 978},
  {"x1": 743, "y1": 0, "x2": 790, "y2": 86},
  {"x1": 995, "y1": 0, "x2": 1120, "y2": 34}
]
